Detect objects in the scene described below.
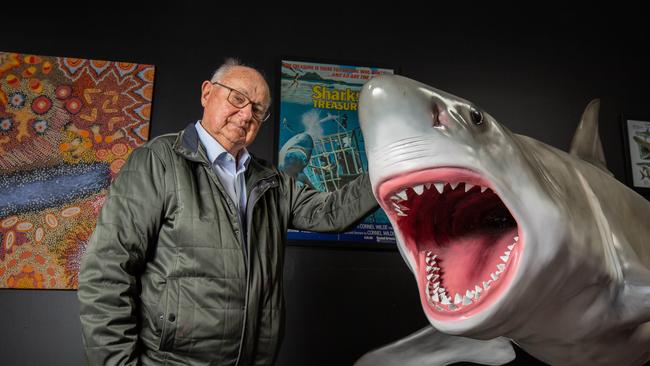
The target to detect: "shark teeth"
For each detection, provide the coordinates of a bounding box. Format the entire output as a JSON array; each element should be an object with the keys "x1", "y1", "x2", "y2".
[
  {"x1": 432, "y1": 291, "x2": 440, "y2": 303},
  {"x1": 440, "y1": 294, "x2": 451, "y2": 305},
  {"x1": 463, "y1": 295, "x2": 473, "y2": 305},
  {"x1": 413, "y1": 184, "x2": 424, "y2": 195},
  {"x1": 395, "y1": 190, "x2": 408, "y2": 201},
  {"x1": 423, "y1": 236, "x2": 519, "y2": 312},
  {"x1": 388, "y1": 181, "x2": 493, "y2": 217}
]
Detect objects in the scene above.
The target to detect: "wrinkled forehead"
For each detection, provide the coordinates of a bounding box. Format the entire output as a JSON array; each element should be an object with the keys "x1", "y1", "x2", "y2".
[{"x1": 221, "y1": 67, "x2": 271, "y2": 106}]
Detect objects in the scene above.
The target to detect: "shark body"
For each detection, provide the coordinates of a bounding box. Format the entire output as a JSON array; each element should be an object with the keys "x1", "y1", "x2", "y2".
[{"x1": 355, "y1": 75, "x2": 650, "y2": 366}]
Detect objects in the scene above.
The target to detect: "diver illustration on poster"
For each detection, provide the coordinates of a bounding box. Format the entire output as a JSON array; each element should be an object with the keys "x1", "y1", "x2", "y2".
[{"x1": 278, "y1": 59, "x2": 396, "y2": 244}]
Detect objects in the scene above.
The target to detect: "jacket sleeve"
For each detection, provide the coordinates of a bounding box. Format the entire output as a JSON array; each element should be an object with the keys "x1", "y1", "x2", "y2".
[
  {"x1": 78, "y1": 146, "x2": 166, "y2": 366},
  {"x1": 288, "y1": 172, "x2": 378, "y2": 232}
]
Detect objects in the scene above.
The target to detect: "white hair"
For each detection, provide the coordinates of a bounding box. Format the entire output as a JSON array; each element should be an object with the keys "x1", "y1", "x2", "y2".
[
  {"x1": 210, "y1": 57, "x2": 246, "y2": 83},
  {"x1": 209, "y1": 57, "x2": 271, "y2": 103}
]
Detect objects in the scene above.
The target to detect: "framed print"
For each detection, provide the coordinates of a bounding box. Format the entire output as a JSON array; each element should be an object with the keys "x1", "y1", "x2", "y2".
[
  {"x1": 621, "y1": 116, "x2": 650, "y2": 196},
  {"x1": 277, "y1": 58, "x2": 396, "y2": 247},
  {"x1": 0, "y1": 51, "x2": 155, "y2": 289}
]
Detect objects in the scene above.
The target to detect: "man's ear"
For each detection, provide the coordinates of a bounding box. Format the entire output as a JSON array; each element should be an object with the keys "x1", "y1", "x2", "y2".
[{"x1": 200, "y1": 81, "x2": 212, "y2": 107}]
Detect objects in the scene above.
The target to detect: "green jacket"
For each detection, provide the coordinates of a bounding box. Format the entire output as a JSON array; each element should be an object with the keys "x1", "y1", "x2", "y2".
[{"x1": 78, "y1": 123, "x2": 378, "y2": 366}]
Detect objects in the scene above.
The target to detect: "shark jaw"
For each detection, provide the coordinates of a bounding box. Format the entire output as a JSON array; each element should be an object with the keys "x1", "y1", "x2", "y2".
[{"x1": 378, "y1": 167, "x2": 522, "y2": 321}]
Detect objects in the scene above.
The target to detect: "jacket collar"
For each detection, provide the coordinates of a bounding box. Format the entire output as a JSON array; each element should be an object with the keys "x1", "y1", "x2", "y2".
[
  {"x1": 174, "y1": 122, "x2": 210, "y2": 164},
  {"x1": 174, "y1": 122, "x2": 277, "y2": 184}
]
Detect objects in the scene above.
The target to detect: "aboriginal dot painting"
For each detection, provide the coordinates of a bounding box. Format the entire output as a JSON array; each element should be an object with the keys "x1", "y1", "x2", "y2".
[{"x1": 0, "y1": 52, "x2": 155, "y2": 289}]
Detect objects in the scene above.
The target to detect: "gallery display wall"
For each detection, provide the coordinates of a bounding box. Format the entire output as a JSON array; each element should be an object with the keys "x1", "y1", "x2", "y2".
[{"x1": 0, "y1": 5, "x2": 648, "y2": 366}]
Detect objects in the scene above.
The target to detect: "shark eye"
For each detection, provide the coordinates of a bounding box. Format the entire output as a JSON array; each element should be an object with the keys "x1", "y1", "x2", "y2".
[{"x1": 470, "y1": 108, "x2": 484, "y2": 126}]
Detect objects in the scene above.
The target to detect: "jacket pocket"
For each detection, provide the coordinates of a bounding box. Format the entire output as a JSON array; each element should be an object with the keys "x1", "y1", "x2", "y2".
[
  {"x1": 139, "y1": 273, "x2": 169, "y2": 348},
  {"x1": 158, "y1": 278, "x2": 179, "y2": 351}
]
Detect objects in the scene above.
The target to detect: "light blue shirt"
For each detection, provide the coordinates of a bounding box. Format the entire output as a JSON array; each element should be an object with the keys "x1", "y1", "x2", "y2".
[{"x1": 195, "y1": 121, "x2": 250, "y2": 235}]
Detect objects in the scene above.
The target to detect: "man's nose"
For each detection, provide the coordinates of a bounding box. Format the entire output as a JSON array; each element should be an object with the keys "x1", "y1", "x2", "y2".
[{"x1": 237, "y1": 103, "x2": 253, "y2": 121}]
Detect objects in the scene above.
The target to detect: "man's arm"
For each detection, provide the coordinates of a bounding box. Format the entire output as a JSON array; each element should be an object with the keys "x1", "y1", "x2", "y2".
[
  {"x1": 288, "y1": 172, "x2": 378, "y2": 233},
  {"x1": 78, "y1": 146, "x2": 166, "y2": 366}
]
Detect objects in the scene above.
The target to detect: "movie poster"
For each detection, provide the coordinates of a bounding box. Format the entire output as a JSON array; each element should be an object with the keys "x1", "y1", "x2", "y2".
[{"x1": 278, "y1": 59, "x2": 396, "y2": 244}]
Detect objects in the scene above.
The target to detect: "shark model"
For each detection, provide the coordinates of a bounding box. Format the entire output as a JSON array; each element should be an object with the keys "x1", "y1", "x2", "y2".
[{"x1": 354, "y1": 75, "x2": 650, "y2": 366}]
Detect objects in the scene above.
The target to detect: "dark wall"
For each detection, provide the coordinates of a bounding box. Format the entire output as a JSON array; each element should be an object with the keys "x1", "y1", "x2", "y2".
[{"x1": 1, "y1": 5, "x2": 648, "y2": 366}]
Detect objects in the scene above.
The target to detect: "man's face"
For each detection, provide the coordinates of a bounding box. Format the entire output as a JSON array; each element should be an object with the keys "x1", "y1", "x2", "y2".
[{"x1": 200, "y1": 66, "x2": 270, "y2": 155}]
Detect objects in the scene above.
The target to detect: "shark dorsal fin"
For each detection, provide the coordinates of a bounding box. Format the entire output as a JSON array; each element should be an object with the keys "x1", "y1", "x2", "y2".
[{"x1": 569, "y1": 99, "x2": 611, "y2": 175}]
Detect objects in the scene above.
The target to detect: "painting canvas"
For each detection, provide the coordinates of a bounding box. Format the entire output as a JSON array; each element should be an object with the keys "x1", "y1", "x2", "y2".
[
  {"x1": 278, "y1": 58, "x2": 396, "y2": 246},
  {"x1": 0, "y1": 52, "x2": 154, "y2": 289}
]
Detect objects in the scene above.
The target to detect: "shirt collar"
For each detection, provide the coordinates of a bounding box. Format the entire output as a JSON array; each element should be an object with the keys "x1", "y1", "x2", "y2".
[{"x1": 195, "y1": 120, "x2": 251, "y2": 171}]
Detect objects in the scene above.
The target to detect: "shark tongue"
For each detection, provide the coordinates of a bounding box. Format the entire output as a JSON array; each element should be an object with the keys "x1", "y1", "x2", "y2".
[
  {"x1": 433, "y1": 228, "x2": 517, "y2": 299},
  {"x1": 432, "y1": 191, "x2": 517, "y2": 296}
]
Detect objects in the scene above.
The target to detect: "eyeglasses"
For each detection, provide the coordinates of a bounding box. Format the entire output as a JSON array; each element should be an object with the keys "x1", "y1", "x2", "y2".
[{"x1": 212, "y1": 81, "x2": 271, "y2": 122}]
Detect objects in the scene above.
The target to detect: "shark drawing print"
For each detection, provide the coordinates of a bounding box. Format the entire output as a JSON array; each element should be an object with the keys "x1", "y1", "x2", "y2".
[
  {"x1": 355, "y1": 75, "x2": 650, "y2": 366},
  {"x1": 638, "y1": 163, "x2": 650, "y2": 182}
]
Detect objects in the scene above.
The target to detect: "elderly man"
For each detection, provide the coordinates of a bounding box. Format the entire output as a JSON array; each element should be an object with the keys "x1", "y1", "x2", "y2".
[{"x1": 78, "y1": 58, "x2": 377, "y2": 366}]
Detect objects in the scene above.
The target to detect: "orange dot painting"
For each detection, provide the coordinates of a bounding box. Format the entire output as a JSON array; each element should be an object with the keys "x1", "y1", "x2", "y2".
[
  {"x1": 61, "y1": 206, "x2": 81, "y2": 218},
  {"x1": 2, "y1": 216, "x2": 18, "y2": 228},
  {"x1": 110, "y1": 158, "x2": 126, "y2": 174},
  {"x1": 140, "y1": 67, "x2": 155, "y2": 82},
  {"x1": 22, "y1": 66, "x2": 36, "y2": 77},
  {"x1": 139, "y1": 104, "x2": 151, "y2": 118},
  {"x1": 35, "y1": 227, "x2": 44, "y2": 242},
  {"x1": 90, "y1": 60, "x2": 108, "y2": 69},
  {"x1": 28, "y1": 78, "x2": 42, "y2": 92},
  {"x1": 65, "y1": 97, "x2": 82, "y2": 114},
  {"x1": 7, "y1": 264, "x2": 45, "y2": 289},
  {"x1": 16, "y1": 221, "x2": 33, "y2": 231},
  {"x1": 95, "y1": 148, "x2": 109, "y2": 160},
  {"x1": 6, "y1": 74, "x2": 19, "y2": 87},
  {"x1": 45, "y1": 213, "x2": 58, "y2": 228},
  {"x1": 55, "y1": 85, "x2": 72, "y2": 99},
  {"x1": 4, "y1": 231, "x2": 15, "y2": 251},
  {"x1": 0, "y1": 51, "x2": 155, "y2": 289},
  {"x1": 42, "y1": 61, "x2": 52, "y2": 74},
  {"x1": 141, "y1": 84, "x2": 153, "y2": 100},
  {"x1": 24, "y1": 55, "x2": 41, "y2": 64},
  {"x1": 111, "y1": 143, "x2": 128, "y2": 157}
]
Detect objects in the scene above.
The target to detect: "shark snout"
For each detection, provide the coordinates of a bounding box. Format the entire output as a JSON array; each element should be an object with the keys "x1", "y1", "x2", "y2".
[
  {"x1": 360, "y1": 75, "x2": 483, "y2": 186},
  {"x1": 360, "y1": 75, "x2": 480, "y2": 147},
  {"x1": 360, "y1": 75, "x2": 449, "y2": 132}
]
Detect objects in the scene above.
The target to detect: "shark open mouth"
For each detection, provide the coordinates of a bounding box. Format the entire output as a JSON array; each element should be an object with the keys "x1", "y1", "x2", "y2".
[{"x1": 378, "y1": 168, "x2": 521, "y2": 319}]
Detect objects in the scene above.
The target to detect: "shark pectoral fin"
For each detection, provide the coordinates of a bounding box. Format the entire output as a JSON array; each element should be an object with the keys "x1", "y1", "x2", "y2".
[
  {"x1": 569, "y1": 99, "x2": 612, "y2": 175},
  {"x1": 620, "y1": 266, "x2": 650, "y2": 326},
  {"x1": 354, "y1": 325, "x2": 516, "y2": 366}
]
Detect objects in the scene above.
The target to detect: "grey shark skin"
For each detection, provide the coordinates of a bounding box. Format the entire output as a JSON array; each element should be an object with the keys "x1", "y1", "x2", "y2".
[{"x1": 355, "y1": 75, "x2": 650, "y2": 366}]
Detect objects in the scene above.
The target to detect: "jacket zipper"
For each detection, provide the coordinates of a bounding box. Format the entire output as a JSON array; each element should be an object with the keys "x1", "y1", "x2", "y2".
[{"x1": 234, "y1": 176, "x2": 278, "y2": 366}]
